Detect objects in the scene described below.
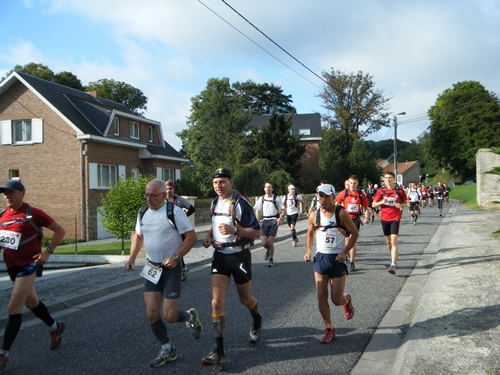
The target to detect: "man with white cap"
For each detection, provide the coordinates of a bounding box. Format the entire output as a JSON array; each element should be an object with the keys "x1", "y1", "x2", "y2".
[
  {"x1": 304, "y1": 184, "x2": 358, "y2": 345},
  {"x1": 282, "y1": 184, "x2": 305, "y2": 246}
]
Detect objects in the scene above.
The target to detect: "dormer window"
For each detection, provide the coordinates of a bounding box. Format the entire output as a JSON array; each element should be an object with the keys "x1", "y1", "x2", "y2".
[
  {"x1": 113, "y1": 118, "x2": 120, "y2": 136},
  {"x1": 130, "y1": 121, "x2": 139, "y2": 139},
  {"x1": 299, "y1": 129, "x2": 311, "y2": 136},
  {"x1": 148, "y1": 126, "x2": 153, "y2": 142}
]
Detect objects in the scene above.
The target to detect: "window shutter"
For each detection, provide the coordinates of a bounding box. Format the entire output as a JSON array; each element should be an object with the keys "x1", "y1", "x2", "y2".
[
  {"x1": 0, "y1": 120, "x2": 12, "y2": 145},
  {"x1": 118, "y1": 165, "x2": 126, "y2": 179},
  {"x1": 32, "y1": 118, "x2": 43, "y2": 143},
  {"x1": 89, "y1": 163, "x2": 98, "y2": 189},
  {"x1": 156, "y1": 167, "x2": 162, "y2": 179},
  {"x1": 175, "y1": 169, "x2": 181, "y2": 181}
]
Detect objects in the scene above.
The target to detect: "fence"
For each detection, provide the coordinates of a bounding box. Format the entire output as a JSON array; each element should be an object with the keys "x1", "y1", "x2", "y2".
[{"x1": 45, "y1": 193, "x2": 318, "y2": 254}]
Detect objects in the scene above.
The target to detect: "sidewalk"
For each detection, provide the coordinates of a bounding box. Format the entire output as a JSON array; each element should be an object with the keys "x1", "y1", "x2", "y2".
[{"x1": 352, "y1": 201, "x2": 500, "y2": 375}]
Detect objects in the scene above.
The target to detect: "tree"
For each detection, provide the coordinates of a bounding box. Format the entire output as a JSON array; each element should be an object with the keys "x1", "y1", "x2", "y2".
[
  {"x1": 245, "y1": 112, "x2": 305, "y2": 181},
  {"x1": 177, "y1": 78, "x2": 251, "y2": 193},
  {"x1": 428, "y1": 81, "x2": 500, "y2": 178},
  {"x1": 232, "y1": 80, "x2": 295, "y2": 115},
  {"x1": 85, "y1": 79, "x2": 148, "y2": 116},
  {"x1": 54, "y1": 71, "x2": 84, "y2": 90},
  {"x1": 318, "y1": 69, "x2": 392, "y2": 145},
  {"x1": 99, "y1": 175, "x2": 152, "y2": 247},
  {"x1": 2, "y1": 62, "x2": 55, "y2": 82}
]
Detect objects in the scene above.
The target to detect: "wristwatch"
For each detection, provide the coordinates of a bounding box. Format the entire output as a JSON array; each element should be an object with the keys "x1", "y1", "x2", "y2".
[
  {"x1": 174, "y1": 254, "x2": 182, "y2": 263},
  {"x1": 234, "y1": 227, "x2": 240, "y2": 236},
  {"x1": 46, "y1": 247, "x2": 54, "y2": 254}
]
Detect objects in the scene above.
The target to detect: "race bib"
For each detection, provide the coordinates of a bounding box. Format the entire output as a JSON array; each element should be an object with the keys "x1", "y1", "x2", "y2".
[
  {"x1": 324, "y1": 233, "x2": 337, "y2": 247},
  {"x1": 346, "y1": 203, "x2": 359, "y2": 213},
  {"x1": 386, "y1": 197, "x2": 397, "y2": 206},
  {"x1": 0, "y1": 230, "x2": 21, "y2": 250},
  {"x1": 140, "y1": 262, "x2": 163, "y2": 284}
]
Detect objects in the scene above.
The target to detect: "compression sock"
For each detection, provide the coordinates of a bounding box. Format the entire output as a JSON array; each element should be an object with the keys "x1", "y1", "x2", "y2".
[
  {"x1": 2, "y1": 314, "x2": 22, "y2": 351},
  {"x1": 150, "y1": 319, "x2": 169, "y2": 345},
  {"x1": 291, "y1": 229, "x2": 297, "y2": 239},
  {"x1": 30, "y1": 301, "x2": 55, "y2": 327},
  {"x1": 176, "y1": 309, "x2": 191, "y2": 323}
]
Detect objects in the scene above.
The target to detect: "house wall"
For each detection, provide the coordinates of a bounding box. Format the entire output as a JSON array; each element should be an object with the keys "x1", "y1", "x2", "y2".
[
  {"x1": 299, "y1": 141, "x2": 319, "y2": 192},
  {"x1": 0, "y1": 82, "x2": 81, "y2": 224}
]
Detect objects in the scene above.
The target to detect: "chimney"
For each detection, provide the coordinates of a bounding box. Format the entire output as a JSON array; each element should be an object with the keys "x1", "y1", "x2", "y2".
[{"x1": 87, "y1": 91, "x2": 100, "y2": 99}]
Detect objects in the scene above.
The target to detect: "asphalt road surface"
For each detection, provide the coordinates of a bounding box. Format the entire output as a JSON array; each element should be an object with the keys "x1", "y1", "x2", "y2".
[{"x1": 2, "y1": 203, "x2": 449, "y2": 375}]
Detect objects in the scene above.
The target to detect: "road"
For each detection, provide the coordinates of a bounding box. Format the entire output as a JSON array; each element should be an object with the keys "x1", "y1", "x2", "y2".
[{"x1": 2, "y1": 203, "x2": 450, "y2": 375}]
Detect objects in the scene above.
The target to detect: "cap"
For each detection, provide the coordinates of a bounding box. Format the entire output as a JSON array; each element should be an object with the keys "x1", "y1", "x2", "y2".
[
  {"x1": 212, "y1": 168, "x2": 232, "y2": 180},
  {"x1": 288, "y1": 184, "x2": 295, "y2": 190},
  {"x1": 317, "y1": 184, "x2": 335, "y2": 196},
  {"x1": 0, "y1": 180, "x2": 25, "y2": 194},
  {"x1": 165, "y1": 180, "x2": 175, "y2": 188}
]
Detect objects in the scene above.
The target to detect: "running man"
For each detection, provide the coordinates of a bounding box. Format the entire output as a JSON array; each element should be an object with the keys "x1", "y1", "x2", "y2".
[
  {"x1": 282, "y1": 185, "x2": 305, "y2": 247},
  {"x1": 202, "y1": 168, "x2": 262, "y2": 365},
  {"x1": 0, "y1": 180, "x2": 66, "y2": 371},
  {"x1": 304, "y1": 184, "x2": 358, "y2": 344},
  {"x1": 372, "y1": 172, "x2": 408, "y2": 275},
  {"x1": 406, "y1": 182, "x2": 421, "y2": 225},
  {"x1": 335, "y1": 175, "x2": 370, "y2": 271},
  {"x1": 365, "y1": 181, "x2": 377, "y2": 224},
  {"x1": 434, "y1": 181, "x2": 446, "y2": 216},
  {"x1": 126, "y1": 179, "x2": 203, "y2": 368},
  {"x1": 165, "y1": 180, "x2": 195, "y2": 281},
  {"x1": 253, "y1": 181, "x2": 285, "y2": 267}
]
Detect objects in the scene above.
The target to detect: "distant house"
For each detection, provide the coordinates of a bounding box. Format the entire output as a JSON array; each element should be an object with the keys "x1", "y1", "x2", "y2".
[
  {"x1": 378, "y1": 160, "x2": 421, "y2": 186},
  {"x1": 0, "y1": 72, "x2": 188, "y2": 240},
  {"x1": 247, "y1": 113, "x2": 322, "y2": 192}
]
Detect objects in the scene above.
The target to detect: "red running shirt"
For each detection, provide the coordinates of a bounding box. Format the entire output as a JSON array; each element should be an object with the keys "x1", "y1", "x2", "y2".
[{"x1": 373, "y1": 186, "x2": 407, "y2": 222}]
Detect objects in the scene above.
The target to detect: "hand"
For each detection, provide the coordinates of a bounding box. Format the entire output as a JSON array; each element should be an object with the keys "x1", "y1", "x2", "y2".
[
  {"x1": 125, "y1": 259, "x2": 135, "y2": 270},
  {"x1": 218, "y1": 223, "x2": 234, "y2": 235},
  {"x1": 335, "y1": 252, "x2": 347, "y2": 263},
  {"x1": 33, "y1": 251, "x2": 50, "y2": 265},
  {"x1": 304, "y1": 252, "x2": 312, "y2": 262},
  {"x1": 162, "y1": 257, "x2": 176, "y2": 269},
  {"x1": 363, "y1": 218, "x2": 370, "y2": 225},
  {"x1": 203, "y1": 236, "x2": 212, "y2": 248}
]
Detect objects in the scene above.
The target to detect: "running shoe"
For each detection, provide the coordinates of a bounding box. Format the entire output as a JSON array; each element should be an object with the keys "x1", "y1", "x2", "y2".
[
  {"x1": 264, "y1": 250, "x2": 269, "y2": 261},
  {"x1": 150, "y1": 346, "x2": 177, "y2": 367},
  {"x1": 50, "y1": 321, "x2": 66, "y2": 350},
  {"x1": 349, "y1": 261, "x2": 355, "y2": 271},
  {"x1": 319, "y1": 328, "x2": 337, "y2": 344},
  {"x1": 268, "y1": 259, "x2": 274, "y2": 267},
  {"x1": 292, "y1": 237, "x2": 299, "y2": 247},
  {"x1": 343, "y1": 293, "x2": 354, "y2": 320},
  {"x1": 388, "y1": 264, "x2": 396, "y2": 275},
  {"x1": 181, "y1": 264, "x2": 190, "y2": 282},
  {"x1": 0, "y1": 353, "x2": 8, "y2": 371},
  {"x1": 201, "y1": 349, "x2": 226, "y2": 366},
  {"x1": 186, "y1": 308, "x2": 203, "y2": 340},
  {"x1": 249, "y1": 313, "x2": 262, "y2": 344}
]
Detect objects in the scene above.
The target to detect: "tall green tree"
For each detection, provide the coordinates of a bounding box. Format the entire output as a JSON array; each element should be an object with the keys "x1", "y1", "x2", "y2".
[
  {"x1": 245, "y1": 112, "x2": 305, "y2": 181},
  {"x1": 85, "y1": 79, "x2": 148, "y2": 116},
  {"x1": 54, "y1": 71, "x2": 84, "y2": 90},
  {"x1": 3, "y1": 62, "x2": 55, "y2": 82},
  {"x1": 232, "y1": 80, "x2": 295, "y2": 115},
  {"x1": 177, "y1": 78, "x2": 251, "y2": 192},
  {"x1": 428, "y1": 81, "x2": 500, "y2": 178},
  {"x1": 318, "y1": 69, "x2": 392, "y2": 144}
]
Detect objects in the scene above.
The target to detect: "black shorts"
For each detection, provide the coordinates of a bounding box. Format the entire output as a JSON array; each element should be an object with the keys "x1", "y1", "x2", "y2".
[
  {"x1": 381, "y1": 220, "x2": 400, "y2": 236},
  {"x1": 143, "y1": 261, "x2": 182, "y2": 299},
  {"x1": 409, "y1": 202, "x2": 420, "y2": 211},
  {"x1": 211, "y1": 248, "x2": 252, "y2": 284},
  {"x1": 313, "y1": 252, "x2": 348, "y2": 278},
  {"x1": 7, "y1": 262, "x2": 43, "y2": 282},
  {"x1": 262, "y1": 219, "x2": 278, "y2": 237},
  {"x1": 287, "y1": 214, "x2": 298, "y2": 227}
]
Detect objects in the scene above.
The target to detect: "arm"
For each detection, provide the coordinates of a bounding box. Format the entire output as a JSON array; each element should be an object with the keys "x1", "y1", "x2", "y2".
[
  {"x1": 163, "y1": 229, "x2": 197, "y2": 269},
  {"x1": 304, "y1": 211, "x2": 316, "y2": 262},
  {"x1": 337, "y1": 209, "x2": 359, "y2": 262},
  {"x1": 185, "y1": 205, "x2": 196, "y2": 217},
  {"x1": 203, "y1": 228, "x2": 213, "y2": 248},
  {"x1": 125, "y1": 232, "x2": 144, "y2": 270},
  {"x1": 35, "y1": 220, "x2": 66, "y2": 264}
]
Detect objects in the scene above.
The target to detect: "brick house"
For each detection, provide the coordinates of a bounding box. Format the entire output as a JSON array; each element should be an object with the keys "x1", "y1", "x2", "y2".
[
  {"x1": 247, "y1": 113, "x2": 322, "y2": 192},
  {"x1": 378, "y1": 160, "x2": 421, "y2": 186},
  {"x1": 0, "y1": 72, "x2": 188, "y2": 240}
]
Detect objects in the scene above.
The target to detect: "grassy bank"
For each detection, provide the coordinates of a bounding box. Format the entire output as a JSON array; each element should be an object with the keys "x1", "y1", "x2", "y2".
[{"x1": 448, "y1": 183, "x2": 480, "y2": 210}]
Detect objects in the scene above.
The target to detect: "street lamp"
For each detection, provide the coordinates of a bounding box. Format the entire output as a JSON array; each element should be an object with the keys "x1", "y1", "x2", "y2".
[{"x1": 393, "y1": 112, "x2": 406, "y2": 182}]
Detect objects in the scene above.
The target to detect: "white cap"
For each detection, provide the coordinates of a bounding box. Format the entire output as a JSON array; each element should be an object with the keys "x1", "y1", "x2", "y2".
[
  {"x1": 317, "y1": 184, "x2": 335, "y2": 196},
  {"x1": 288, "y1": 184, "x2": 295, "y2": 190}
]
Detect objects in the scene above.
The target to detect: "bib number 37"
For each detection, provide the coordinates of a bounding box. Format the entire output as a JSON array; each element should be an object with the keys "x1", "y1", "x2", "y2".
[{"x1": 140, "y1": 262, "x2": 163, "y2": 284}]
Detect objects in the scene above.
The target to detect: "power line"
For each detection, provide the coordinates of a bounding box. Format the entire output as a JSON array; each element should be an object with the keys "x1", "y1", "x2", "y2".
[
  {"x1": 198, "y1": 0, "x2": 323, "y2": 89},
  {"x1": 221, "y1": 0, "x2": 328, "y2": 86}
]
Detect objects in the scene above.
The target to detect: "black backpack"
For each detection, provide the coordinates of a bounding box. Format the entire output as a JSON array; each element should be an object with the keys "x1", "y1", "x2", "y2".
[{"x1": 0, "y1": 205, "x2": 44, "y2": 245}]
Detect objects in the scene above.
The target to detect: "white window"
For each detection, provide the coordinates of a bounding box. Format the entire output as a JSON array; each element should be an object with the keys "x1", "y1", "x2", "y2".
[
  {"x1": 113, "y1": 118, "x2": 119, "y2": 135},
  {"x1": 89, "y1": 163, "x2": 124, "y2": 188},
  {"x1": 156, "y1": 167, "x2": 174, "y2": 181},
  {"x1": 1, "y1": 119, "x2": 43, "y2": 145},
  {"x1": 9, "y1": 170, "x2": 19, "y2": 180},
  {"x1": 298, "y1": 128, "x2": 311, "y2": 136},
  {"x1": 148, "y1": 126, "x2": 153, "y2": 142},
  {"x1": 130, "y1": 121, "x2": 139, "y2": 139}
]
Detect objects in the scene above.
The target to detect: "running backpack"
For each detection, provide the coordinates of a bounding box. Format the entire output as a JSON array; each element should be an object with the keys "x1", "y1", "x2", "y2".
[
  {"x1": 382, "y1": 185, "x2": 404, "y2": 201},
  {"x1": 139, "y1": 200, "x2": 177, "y2": 231},
  {"x1": 211, "y1": 190, "x2": 252, "y2": 246},
  {"x1": 314, "y1": 205, "x2": 348, "y2": 234},
  {"x1": 0, "y1": 205, "x2": 44, "y2": 245},
  {"x1": 260, "y1": 194, "x2": 280, "y2": 218}
]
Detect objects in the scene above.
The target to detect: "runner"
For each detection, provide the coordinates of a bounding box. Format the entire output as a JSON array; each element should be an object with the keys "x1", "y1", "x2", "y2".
[{"x1": 282, "y1": 185, "x2": 305, "y2": 247}]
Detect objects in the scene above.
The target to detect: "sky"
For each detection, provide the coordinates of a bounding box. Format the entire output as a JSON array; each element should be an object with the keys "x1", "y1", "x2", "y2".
[{"x1": 1, "y1": 0, "x2": 499, "y2": 151}]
